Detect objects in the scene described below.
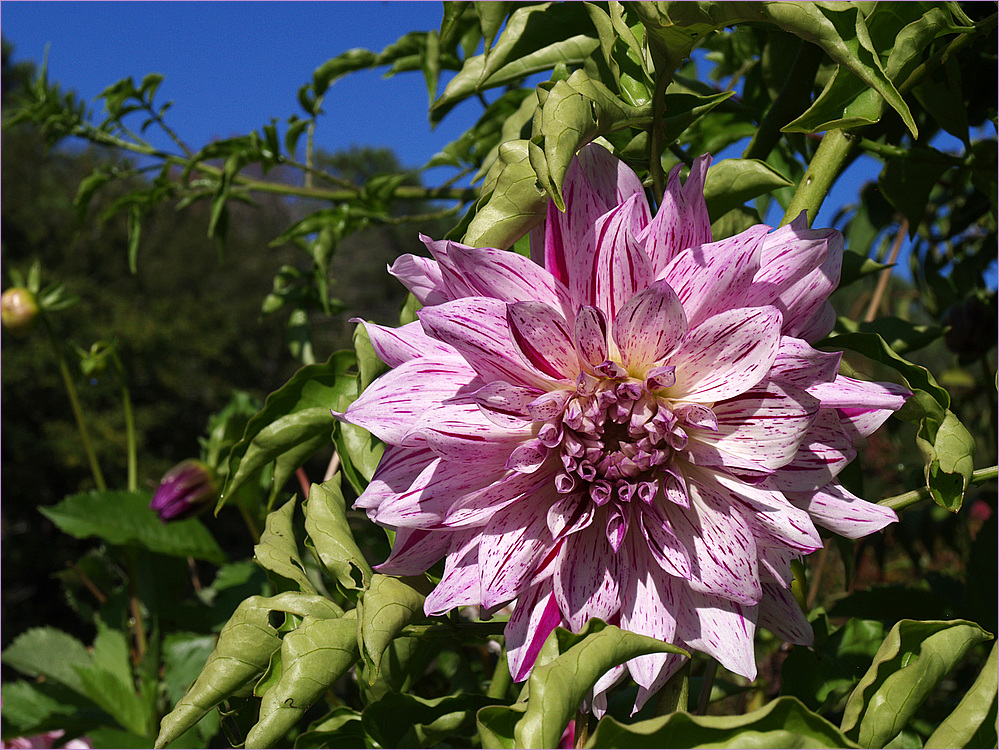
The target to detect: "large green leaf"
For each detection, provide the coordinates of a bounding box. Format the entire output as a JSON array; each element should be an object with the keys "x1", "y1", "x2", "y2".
[
  {"x1": 840, "y1": 619, "x2": 992, "y2": 748},
  {"x1": 702, "y1": 158, "x2": 793, "y2": 223},
  {"x1": 785, "y1": 4, "x2": 968, "y2": 134},
  {"x1": 363, "y1": 692, "x2": 499, "y2": 748},
  {"x1": 632, "y1": 1, "x2": 918, "y2": 136},
  {"x1": 294, "y1": 706, "x2": 368, "y2": 748},
  {"x1": 254, "y1": 498, "x2": 317, "y2": 594},
  {"x1": 39, "y1": 491, "x2": 225, "y2": 564},
  {"x1": 879, "y1": 148, "x2": 954, "y2": 233},
  {"x1": 356, "y1": 574, "x2": 427, "y2": 682},
  {"x1": 154, "y1": 592, "x2": 342, "y2": 748},
  {"x1": 303, "y1": 476, "x2": 373, "y2": 592},
  {"x1": 477, "y1": 620, "x2": 688, "y2": 749},
  {"x1": 245, "y1": 612, "x2": 360, "y2": 749},
  {"x1": 586, "y1": 696, "x2": 859, "y2": 748},
  {"x1": 222, "y1": 351, "x2": 357, "y2": 508},
  {"x1": 74, "y1": 625, "x2": 152, "y2": 737},
  {"x1": 431, "y1": 2, "x2": 601, "y2": 124},
  {"x1": 2, "y1": 627, "x2": 92, "y2": 696},
  {"x1": 463, "y1": 139, "x2": 548, "y2": 250},
  {"x1": 0, "y1": 679, "x2": 103, "y2": 739},
  {"x1": 836, "y1": 316, "x2": 944, "y2": 355},
  {"x1": 924, "y1": 641, "x2": 998, "y2": 749}
]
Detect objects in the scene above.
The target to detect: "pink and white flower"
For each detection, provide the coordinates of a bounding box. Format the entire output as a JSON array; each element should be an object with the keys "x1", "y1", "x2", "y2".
[{"x1": 337, "y1": 144, "x2": 908, "y2": 712}]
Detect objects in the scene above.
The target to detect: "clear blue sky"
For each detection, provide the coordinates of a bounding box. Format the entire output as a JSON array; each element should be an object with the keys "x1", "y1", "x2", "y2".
[{"x1": 4, "y1": 1, "x2": 991, "y2": 286}]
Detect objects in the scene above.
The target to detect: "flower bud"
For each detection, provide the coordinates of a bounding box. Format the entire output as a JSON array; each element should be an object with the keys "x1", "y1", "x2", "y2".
[
  {"x1": 1, "y1": 288, "x2": 40, "y2": 332},
  {"x1": 150, "y1": 459, "x2": 218, "y2": 522}
]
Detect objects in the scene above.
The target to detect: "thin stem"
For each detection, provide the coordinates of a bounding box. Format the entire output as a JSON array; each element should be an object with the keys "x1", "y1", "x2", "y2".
[
  {"x1": 573, "y1": 711, "x2": 589, "y2": 749},
  {"x1": 124, "y1": 548, "x2": 148, "y2": 663},
  {"x1": 806, "y1": 542, "x2": 831, "y2": 609},
  {"x1": 41, "y1": 315, "x2": 106, "y2": 491},
  {"x1": 486, "y1": 647, "x2": 512, "y2": 700},
  {"x1": 238, "y1": 504, "x2": 262, "y2": 544},
  {"x1": 781, "y1": 129, "x2": 857, "y2": 227},
  {"x1": 323, "y1": 450, "x2": 341, "y2": 482},
  {"x1": 879, "y1": 465, "x2": 998, "y2": 512},
  {"x1": 296, "y1": 467, "x2": 311, "y2": 498},
  {"x1": 696, "y1": 659, "x2": 718, "y2": 715},
  {"x1": 111, "y1": 350, "x2": 138, "y2": 492},
  {"x1": 864, "y1": 217, "x2": 908, "y2": 323}
]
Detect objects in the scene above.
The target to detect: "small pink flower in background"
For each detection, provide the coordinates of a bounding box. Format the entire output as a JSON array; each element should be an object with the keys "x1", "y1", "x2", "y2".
[
  {"x1": 338, "y1": 144, "x2": 909, "y2": 713},
  {"x1": 2, "y1": 730, "x2": 91, "y2": 749}
]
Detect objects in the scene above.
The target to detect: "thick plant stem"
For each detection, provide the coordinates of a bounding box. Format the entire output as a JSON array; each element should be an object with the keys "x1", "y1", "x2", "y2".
[
  {"x1": 879, "y1": 465, "x2": 998, "y2": 512},
  {"x1": 780, "y1": 129, "x2": 857, "y2": 227},
  {"x1": 486, "y1": 648, "x2": 512, "y2": 700},
  {"x1": 41, "y1": 316, "x2": 106, "y2": 491},
  {"x1": 696, "y1": 659, "x2": 718, "y2": 715},
  {"x1": 655, "y1": 659, "x2": 690, "y2": 715}
]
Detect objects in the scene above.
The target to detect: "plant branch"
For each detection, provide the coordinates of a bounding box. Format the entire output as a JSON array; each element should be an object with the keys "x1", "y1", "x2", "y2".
[
  {"x1": 110, "y1": 349, "x2": 138, "y2": 492},
  {"x1": 879, "y1": 465, "x2": 998, "y2": 512},
  {"x1": 863, "y1": 217, "x2": 908, "y2": 323},
  {"x1": 696, "y1": 659, "x2": 718, "y2": 715},
  {"x1": 486, "y1": 647, "x2": 512, "y2": 700},
  {"x1": 781, "y1": 129, "x2": 857, "y2": 226}
]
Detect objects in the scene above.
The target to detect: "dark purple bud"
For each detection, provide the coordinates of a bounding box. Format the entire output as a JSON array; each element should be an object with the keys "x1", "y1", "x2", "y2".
[{"x1": 150, "y1": 459, "x2": 217, "y2": 522}]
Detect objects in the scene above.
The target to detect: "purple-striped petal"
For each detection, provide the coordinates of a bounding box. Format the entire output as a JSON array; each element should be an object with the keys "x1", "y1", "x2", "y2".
[
  {"x1": 765, "y1": 409, "x2": 856, "y2": 492},
  {"x1": 505, "y1": 581, "x2": 563, "y2": 682},
  {"x1": 553, "y1": 521, "x2": 627, "y2": 630},
  {"x1": 670, "y1": 306, "x2": 783, "y2": 403},
  {"x1": 360, "y1": 320, "x2": 458, "y2": 368},
  {"x1": 656, "y1": 225, "x2": 766, "y2": 330},
  {"x1": 405, "y1": 400, "x2": 532, "y2": 462},
  {"x1": 639, "y1": 154, "x2": 712, "y2": 273},
  {"x1": 786, "y1": 482, "x2": 898, "y2": 538},
  {"x1": 388, "y1": 254, "x2": 449, "y2": 305},
  {"x1": 808, "y1": 376, "x2": 911, "y2": 440},
  {"x1": 376, "y1": 527, "x2": 452, "y2": 576},
  {"x1": 424, "y1": 529, "x2": 483, "y2": 615},
  {"x1": 768, "y1": 336, "x2": 842, "y2": 391},
  {"x1": 592, "y1": 195, "x2": 655, "y2": 320},
  {"x1": 573, "y1": 305, "x2": 609, "y2": 369},
  {"x1": 611, "y1": 279, "x2": 688, "y2": 371},
  {"x1": 479, "y1": 498, "x2": 560, "y2": 609},
  {"x1": 757, "y1": 582, "x2": 813, "y2": 645},
  {"x1": 418, "y1": 297, "x2": 555, "y2": 389},
  {"x1": 677, "y1": 587, "x2": 758, "y2": 681},
  {"x1": 507, "y1": 301, "x2": 578, "y2": 381}
]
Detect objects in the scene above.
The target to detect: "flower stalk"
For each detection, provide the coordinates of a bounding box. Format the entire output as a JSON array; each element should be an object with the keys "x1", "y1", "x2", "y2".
[
  {"x1": 781, "y1": 129, "x2": 857, "y2": 227},
  {"x1": 879, "y1": 465, "x2": 998, "y2": 512}
]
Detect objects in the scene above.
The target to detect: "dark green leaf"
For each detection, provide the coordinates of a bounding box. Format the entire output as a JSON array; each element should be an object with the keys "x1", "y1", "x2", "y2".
[
  {"x1": 312, "y1": 49, "x2": 379, "y2": 97},
  {"x1": 40, "y1": 491, "x2": 225, "y2": 564},
  {"x1": 702, "y1": 158, "x2": 792, "y2": 223},
  {"x1": 364, "y1": 692, "x2": 499, "y2": 748},
  {"x1": 586, "y1": 696, "x2": 859, "y2": 748},
  {"x1": 840, "y1": 619, "x2": 992, "y2": 748},
  {"x1": 879, "y1": 149, "x2": 953, "y2": 233},
  {"x1": 294, "y1": 706, "x2": 367, "y2": 748},
  {"x1": 837, "y1": 316, "x2": 944, "y2": 355},
  {"x1": 2, "y1": 627, "x2": 92, "y2": 695}
]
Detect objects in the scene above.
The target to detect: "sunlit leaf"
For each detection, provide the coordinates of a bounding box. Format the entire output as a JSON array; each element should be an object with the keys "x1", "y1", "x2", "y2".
[
  {"x1": 840, "y1": 619, "x2": 992, "y2": 748},
  {"x1": 304, "y1": 476, "x2": 372, "y2": 592},
  {"x1": 357, "y1": 574, "x2": 426, "y2": 682},
  {"x1": 245, "y1": 612, "x2": 359, "y2": 749},
  {"x1": 925, "y1": 641, "x2": 998, "y2": 749},
  {"x1": 254, "y1": 498, "x2": 317, "y2": 594}
]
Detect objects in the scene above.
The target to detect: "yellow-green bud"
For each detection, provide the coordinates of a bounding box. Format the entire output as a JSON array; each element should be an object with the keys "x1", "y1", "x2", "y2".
[{"x1": 1, "y1": 288, "x2": 40, "y2": 332}]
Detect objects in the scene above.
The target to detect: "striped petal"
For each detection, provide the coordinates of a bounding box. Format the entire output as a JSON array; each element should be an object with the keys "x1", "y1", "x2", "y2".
[
  {"x1": 360, "y1": 320, "x2": 457, "y2": 368},
  {"x1": 757, "y1": 582, "x2": 813, "y2": 645},
  {"x1": 507, "y1": 301, "x2": 578, "y2": 381},
  {"x1": 611, "y1": 279, "x2": 688, "y2": 371},
  {"x1": 592, "y1": 195, "x2": 654, "y2": 320},
  {"x1": 786, "y1": 482, "x2": 898, "y2": 538},
  {"x1": 808, "y1": 376, "x2": 911, "y2": 441},
  {"x1": 678, "y1": 587, "x2": 758, "y2": 681},
  {"x1": 639, "y1": 154, "x2": 712, "y2": 273},
  {"x1": 505, "y1": 581, "x2": 563, "y2": 682}
]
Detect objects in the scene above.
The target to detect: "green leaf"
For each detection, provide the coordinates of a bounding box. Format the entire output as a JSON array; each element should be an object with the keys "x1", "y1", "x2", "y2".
[
  {"x1": 245, "y1": 612, "x2": 359, "y2": 749},
  {"x1": 222, "y1": 351, "x2": 357, "y2": 507},
  {"x1": 364, "y1": 692, "x2": 499, "y2": 748},
  {"x1": 633, "y1": 2, "x2": 918, "y2": 136},
  {"x1": 161, "y1": 633, "x2": 217, "y2": 706},
  {"x1": 915, "y1": 408, "x2": 976, "y2": 512},
  {"x1": 304, "y1": 476, "x2": 372, "y2": 592},
  {"x1": 784, "y1": 3, "x2": 967, "y2": 136},
  {"x1": 294, "y1": 706, "x2": 367, "y2": 748},
  {"x1": 913, "y1": 55, "x2": 970, "y2": 145},
  {"x1": 154, "y1": 592, "x2": 342, "y2": 748},
  {"x1": 840, "y1": 619, "x2": 992, "y2": 748},
  {"x1": 254, "y1": 498, "x2": 317, "y2": 594},
  {"x1": 39, "y1": 490, "x2": 225, "y2": 564},
  {"x1": 836, "y1": 316, "x2": 944, "y2": 355},
  {"x1": 312, "y1": 49, "x2": 379, "y2": 97},
  {"x1": 463, "y1": 139, "x2": 547, "y2": 250},
  {"x1": 781, "y1": 615, "x2": 887, "y2": 714},
  {"x1": 925, "y1": 641, "x2": 998, "y2": 749},
  {"x1": 879, "y1": 149, "x2": 954, "y2": 233},
  {"x1": 357, "y1": 574, "x2": 426, "y2": 681},
  {"x1": 0, "y1": 679, "x2": 102, "y2": 738},
  {"x1": 585, "y1": 696, "x2": 859, "y2": 748},
  {"x1": 529, "y1": 69, "x2": 649, "y2": 210},
  {"x1": 2, "y1": 627, "x2": 92, "y2": 695},
  {"x1": 75, "y1": 663, "x2": 151, "y2": 737},
  {"x1": 702, "y1": 158, "x2": 793, "y2": 223},
  {"x1": 431, "y1": 2, "x2": 601, "y2": 124},
  {"x1": 477, "y1": 620, "x2": 688, "y2": 749}
]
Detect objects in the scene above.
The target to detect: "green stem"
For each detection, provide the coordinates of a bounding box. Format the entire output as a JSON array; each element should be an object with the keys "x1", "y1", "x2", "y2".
[
  {"x1": 41, "y1": 315, "x2": 106, "y2": 491},
  {"x1": 486, "y1": 647, "x2": 512, "y2": 700},
  {"x1": 649, "y1": 62, "x2": 674, "y2": 205},
  {"x1": 655, "y1": 659, "x2": 690, "y2": 715},
  {"x1": 696, "y1": 659, "x2": 718, "y2": 715},
  {"x1": 111, "y1": 351, "x2": 138, "y2": 492},
  {"x1": 879, "y1": 465, "x2": 998, "y2": 512},
  {"x1": 781, "y1": 129, "x2": 857, "y2": 227}
]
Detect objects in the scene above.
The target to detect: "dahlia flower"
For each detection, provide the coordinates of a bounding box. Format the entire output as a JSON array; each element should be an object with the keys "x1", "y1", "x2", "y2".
[{"x1": 338, "y1": 144, "x2": 908, "y2": 712}]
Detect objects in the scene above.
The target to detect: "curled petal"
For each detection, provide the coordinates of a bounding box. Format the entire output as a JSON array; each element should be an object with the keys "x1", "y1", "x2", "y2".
[
  {"x1": 506, "y1": 581, "x2": 563, "y2": 682},
  {"x1": 592, "y1": 196, "x2": 655, "y2": 319},
  {"x1": 757, "y1": 582, "x2": 813, "y2": 645},
  {"x1": 359, "y1": 320, "x2": 458, "y2": 368},
  {"x1": 808, "y1": 376, "x2": 911, "y2": 441},
  {"x1": 574, "y1": 305, "x2": 609, "y2": 369},
  {"x1": 389, "y1": 253, "x2": 449, "y2": 306},
  {"x1": 611, "y1": 279, "x2": 688, "y2": 371},
  {"x1": 507, "y1": 301, "x2": 578, "y2": 380},
  {"x1": 376, "y1": 527, "x2": 451, "y2": 576}
]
